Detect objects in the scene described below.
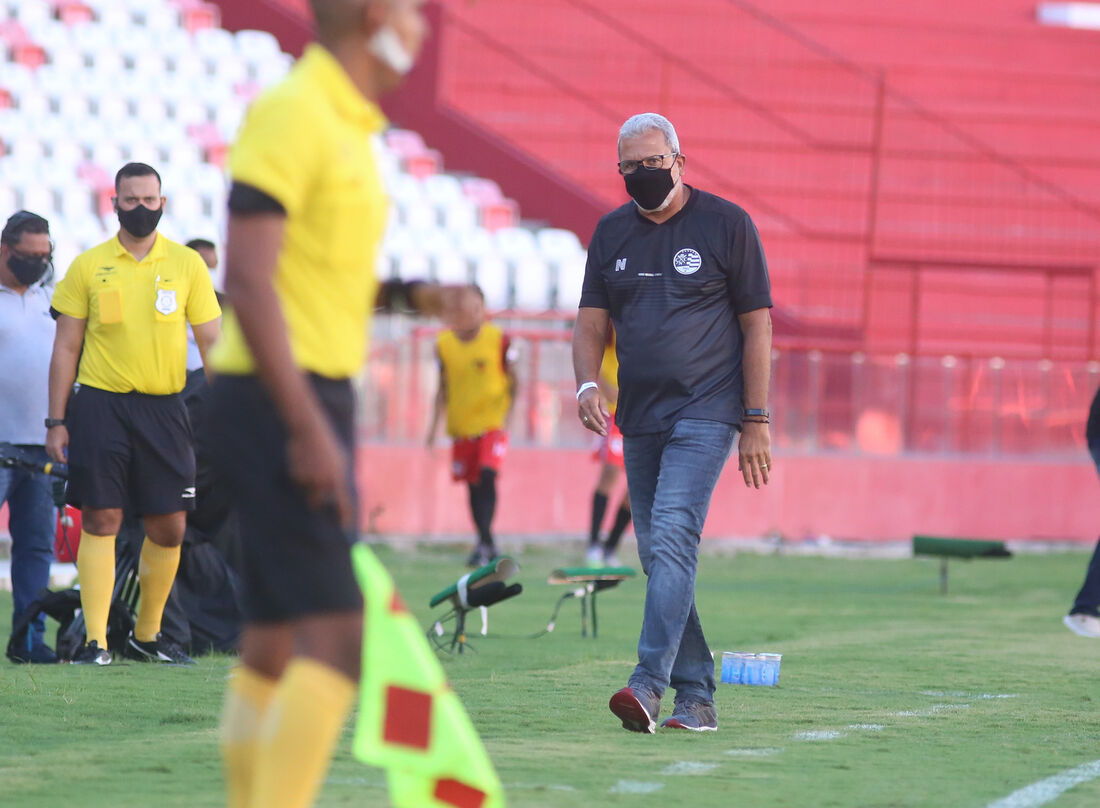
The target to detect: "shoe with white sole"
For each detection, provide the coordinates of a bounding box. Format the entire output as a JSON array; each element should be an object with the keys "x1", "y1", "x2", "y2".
[
  {"x1": 584, "y1": 545, "x2": 605, "y2": 567},
  {"x1": 661, "y1": 698, "x2": 718, "y2": 732},
  {"x1": 1063, "y1": 613, "x2": 1100, "y2": 638},
  {"x1": 126, "y1": 632, "x2": 195, "y2": 665},
  {"x1": 70, "y1": 640, "x2": 112, "y2": 666}
]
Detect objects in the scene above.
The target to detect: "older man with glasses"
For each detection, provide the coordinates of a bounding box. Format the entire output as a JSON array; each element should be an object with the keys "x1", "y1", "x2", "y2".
[{"x1": 573, "y1": 112, "x2": 773, "y2": 733}]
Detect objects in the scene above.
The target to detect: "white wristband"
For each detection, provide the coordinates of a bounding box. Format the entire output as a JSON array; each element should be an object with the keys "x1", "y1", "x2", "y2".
[{"x1": 576, "y1": 381, "x2": 598, "y2": 400}]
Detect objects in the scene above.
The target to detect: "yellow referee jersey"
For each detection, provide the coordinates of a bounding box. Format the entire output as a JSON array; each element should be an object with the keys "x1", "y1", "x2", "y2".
[
  {"x1": 209, "y1": 44, "x2": 389, "y2": 379},
  {"x1": 51, "y1": 234, "x2": 221, "y2": 395},
  {"x1": 438, "y1": 324, "x2": 512, "y2": 439}
]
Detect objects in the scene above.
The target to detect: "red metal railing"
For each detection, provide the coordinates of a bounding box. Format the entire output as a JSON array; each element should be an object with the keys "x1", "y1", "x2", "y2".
[{"x1": 362, "y1": 317, "x2": 1098, "y2": 458}]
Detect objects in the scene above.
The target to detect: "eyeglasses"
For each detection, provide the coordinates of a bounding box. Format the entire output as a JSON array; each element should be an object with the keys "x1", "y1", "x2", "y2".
[{"x1": 617, "y1": 152, "x2": 678, "y2": 175}]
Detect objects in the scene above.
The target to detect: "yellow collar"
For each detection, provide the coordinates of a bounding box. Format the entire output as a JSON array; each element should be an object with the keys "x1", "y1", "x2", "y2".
[
  {"x1": 112, "y1": 232, "x2": 167, "y2": 263},
  {"x1": 301, "y1": 44, "x2": 388, "y2": 134}
]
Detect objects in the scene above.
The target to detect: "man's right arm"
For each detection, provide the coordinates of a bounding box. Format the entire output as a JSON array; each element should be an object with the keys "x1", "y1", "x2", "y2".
[
  {"x1": 45, "y1": 315, "x2": 85, "y2": 463},
  {"x1": 572, "y1": 306, "x2": 610, "y2": 436}
]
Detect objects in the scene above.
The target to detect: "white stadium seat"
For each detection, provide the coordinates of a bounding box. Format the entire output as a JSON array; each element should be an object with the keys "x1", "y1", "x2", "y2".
[
  {"x1": 512, "y1": 256, "x2": 554, "y2": 311},
  {"x1": 494, "y1": 226, "x2": 539, "y2": 261},
  {"x1": 58, "y1": 186, "x2": 96, "y2": 222},
  {"x1": 399, "y1": 198, "x2": 438, "y2": 234},
  {"x1": 385, "y1": 173, "x2": 423, "y2": 207},
  {"x1": 439, "y1": 197, "x2": 479, "y2": 235},
  {"x1": 20, "y1": 186, "x2": 57, "y2": 218},
  {"x1": 456, "y1": 228, "x2": 496, "y2": 260},
  {"x1": 193, "y1": 28, "x2": 237, "y2": 60},
  {"x1": 0, "y1": 186, "x2": 17, "y2": 216},
  {"x1": 536, "y1": 227, "x2": 583, "y2": 262},
  {"x1": 472, "y1": 254, "x2": 512, "y2": 310},
  {"x1": 12, "y1": 0, "x2": 52, "y2": 29},
  {"x1": 393, "y1": 249, "x2": 431, "y2": 281},
  {"x1": 235, "y1": 29, "x2": 281, "y2": 62},
  {"x1": 433, "y1": 252, "x2": 471, "y2": 284},
  {"x1": 554, "y1": 253, "x2": 587, "y2": 311},
  {"x1": 0, "y1": 0, "x2": 588, "y2": 316},
  {"x1": 421, "y1": 173, "x2": 464, "y2": 206}
]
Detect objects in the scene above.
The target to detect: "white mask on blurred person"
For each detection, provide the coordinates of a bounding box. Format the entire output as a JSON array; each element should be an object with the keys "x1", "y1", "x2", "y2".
[{"x1": 367, "y1": 25, "x2": 414, "y2": 75}]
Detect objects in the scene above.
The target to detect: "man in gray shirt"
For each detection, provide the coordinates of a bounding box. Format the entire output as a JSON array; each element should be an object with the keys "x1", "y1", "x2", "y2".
[{"x1": 0, "y1": 211, "x2": 58, "y2": 663}]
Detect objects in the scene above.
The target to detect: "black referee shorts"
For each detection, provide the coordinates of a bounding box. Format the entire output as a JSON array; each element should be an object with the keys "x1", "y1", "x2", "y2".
[
  {"x1": 66, "y1": 384, "x2": 196, "y2": 514},
  {"x1": 206, "y1": 374, "x2": 362, "y2": 623}
]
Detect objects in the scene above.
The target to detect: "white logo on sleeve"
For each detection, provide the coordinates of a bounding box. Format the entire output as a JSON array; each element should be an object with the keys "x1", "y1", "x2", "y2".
[
  {"x1": 615, "y1": 258, "x2": 627, "y2": 272},
  {"x1": 182, "y1": 486, "x2": 196, "y2": 499},
  {"x1": 155, "y1": 289, "x2": 178, "y2": 315},
  {"x1": 673, "y1": 248, "x2": 702, "y2": 275}
]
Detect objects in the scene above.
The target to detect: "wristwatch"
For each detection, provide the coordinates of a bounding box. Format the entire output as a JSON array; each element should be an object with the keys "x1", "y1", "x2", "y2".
[
  {"x1": 744, "y1": 408, "x2": 770, "y2": 418},
  {"x1": 44, "y1": 417, "x2": 65, "y2": 428}
]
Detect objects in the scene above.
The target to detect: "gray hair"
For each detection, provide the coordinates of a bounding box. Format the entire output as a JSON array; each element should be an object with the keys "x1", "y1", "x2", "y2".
[{"x1": 617, "y1": 113, "x2": 680, "y2": 155}]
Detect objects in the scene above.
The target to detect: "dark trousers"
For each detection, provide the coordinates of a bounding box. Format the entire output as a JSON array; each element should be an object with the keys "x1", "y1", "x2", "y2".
[{"x1": 1070, "y1": 442, "x2": 1100, "y2": 616}]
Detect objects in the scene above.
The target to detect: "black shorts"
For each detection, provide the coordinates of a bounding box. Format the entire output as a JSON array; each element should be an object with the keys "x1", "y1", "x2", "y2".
[
  {"x1": 206, "y1": 374, "x2": 361, "y2": 623},
  {"x1": 66, "y1": 385, "x2": 196, "y2": 514}
]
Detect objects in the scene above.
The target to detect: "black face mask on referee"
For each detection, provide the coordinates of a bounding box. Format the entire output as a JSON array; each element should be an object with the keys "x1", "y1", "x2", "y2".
[{"x1": 117, "y1": 204, "x2": 163, "y2": 239}]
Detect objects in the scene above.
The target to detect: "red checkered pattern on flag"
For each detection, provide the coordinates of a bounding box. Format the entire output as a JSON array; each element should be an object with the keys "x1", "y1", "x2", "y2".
[{"x1": 351, "y1": 544, "x2": 504, "y2": 808}]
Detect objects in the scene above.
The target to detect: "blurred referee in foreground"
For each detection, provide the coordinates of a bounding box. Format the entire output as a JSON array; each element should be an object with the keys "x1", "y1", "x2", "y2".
[
  {"x1": 47, "y1": 163, "x2": 221, "y2": 666},
  {"x1": 206, "y1": 2, "x2": 433, "y2": 807}
]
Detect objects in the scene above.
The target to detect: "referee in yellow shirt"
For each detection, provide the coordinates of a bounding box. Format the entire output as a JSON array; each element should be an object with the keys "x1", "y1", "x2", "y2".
[
  {"x1": 46, "y1": 162, "x2": 222, "y2": 666},
  {"x1": 206, "y1": 3, "x2": 429, "y2": 807}
]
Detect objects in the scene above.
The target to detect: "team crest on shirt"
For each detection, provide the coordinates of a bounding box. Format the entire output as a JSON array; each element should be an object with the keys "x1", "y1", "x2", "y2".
[
  {"x1": 155, "y1": 288, "x2": 178, "y2": 315},
  {"x1": 673, "y1": 248, "x2": 702, "y2": 275}
]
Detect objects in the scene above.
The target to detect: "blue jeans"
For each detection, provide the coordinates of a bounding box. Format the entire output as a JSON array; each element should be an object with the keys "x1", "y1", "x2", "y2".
[
  {"x1": 1070, "y1": 441, "x2": 1100, "y2": 616},
  {"x1": 1, "y1": 446, "x2": 56, "y2": 647},
  {"x1": 623, "y1": 418, "x2": 736, "y2": 704}
]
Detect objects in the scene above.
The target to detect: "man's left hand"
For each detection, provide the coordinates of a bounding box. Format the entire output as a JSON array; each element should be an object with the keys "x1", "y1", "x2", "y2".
[{"x1": 738, "y1": 422, "x2": 771, "y2": 489}]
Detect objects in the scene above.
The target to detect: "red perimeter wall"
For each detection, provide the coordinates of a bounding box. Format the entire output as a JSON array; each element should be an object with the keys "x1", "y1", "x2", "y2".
[{"x1": 356, "y1": 445, "x2": 1099, "y2": 543}]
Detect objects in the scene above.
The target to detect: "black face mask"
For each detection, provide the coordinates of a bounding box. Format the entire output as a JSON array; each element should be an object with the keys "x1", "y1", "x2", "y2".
[
  {"x1": 623, "y1": 166, "x2": 676, "y2": 212},
  {"x1": 7, "y1": 252, "x2": 50, "y2": 286},
  {"x1": 117, "y1": 204, "x2": 163, "y2": 238}
]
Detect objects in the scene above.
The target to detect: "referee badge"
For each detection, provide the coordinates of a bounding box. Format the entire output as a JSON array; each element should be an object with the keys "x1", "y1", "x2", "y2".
[
  {"x1": 155, "y1": 288, "x2": 178, "y2": 315},
  {"x1": 673, "y1": 248, "x2": 702, "y2": 275}
]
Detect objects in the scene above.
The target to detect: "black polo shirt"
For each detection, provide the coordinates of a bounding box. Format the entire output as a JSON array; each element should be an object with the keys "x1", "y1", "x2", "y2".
[{"x1": 579, "y1": 187, "x2": 772, "y2": 436}]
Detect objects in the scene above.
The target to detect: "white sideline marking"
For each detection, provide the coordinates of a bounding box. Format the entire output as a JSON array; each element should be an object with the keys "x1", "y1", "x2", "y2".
[
  {"x1": 662, "y1": 761, "x2": 720, "y2": 775},
  {"x1": 847, "y1": 724, "x2": 884, "y2": 731},
  {"x1": 895, "y1": 703, "x2": 970, "y2": 717},
  {"x1": 985, "y1": 759, "x2": 1100, "y2": 808},
  {"x1": 921, "y1": 691, "x2": 1018, "y2": 700},
  {"x1": 611, "y1": 780, "x2": 665, "y2": 794},
  {"x1": 794, "y1": 730, "x2": 844, "y2": 741},
  {"x1": 726, "y1": 748, "x2": 783, "y2": 757}
]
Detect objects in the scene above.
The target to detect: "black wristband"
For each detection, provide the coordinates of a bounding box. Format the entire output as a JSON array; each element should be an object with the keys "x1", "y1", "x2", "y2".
[{"x1": 44, "y1": 417, "x2": 65, "y2": 428}]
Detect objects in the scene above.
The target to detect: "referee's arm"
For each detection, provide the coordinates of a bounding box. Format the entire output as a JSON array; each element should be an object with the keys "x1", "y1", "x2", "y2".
[
  {"x1": 223, "y1": 208, "x2": 352, "y2": 526},
  {"x1": 45, "y1": 314, "x2": 85, "y2": 463},
  {"x1": 192, "y1": 318, "x2": 220, "y2": 381}
]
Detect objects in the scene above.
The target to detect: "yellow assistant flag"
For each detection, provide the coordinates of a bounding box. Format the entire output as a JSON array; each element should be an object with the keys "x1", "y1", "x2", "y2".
[{"x1": 350, "y1": 543, "x2": 505, "y2": 808}]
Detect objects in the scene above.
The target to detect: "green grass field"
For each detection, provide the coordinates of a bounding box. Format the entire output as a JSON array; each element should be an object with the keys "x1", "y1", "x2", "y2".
[{"x1": 2, "y1": 544, "x2": 1099, "y2": 807}]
